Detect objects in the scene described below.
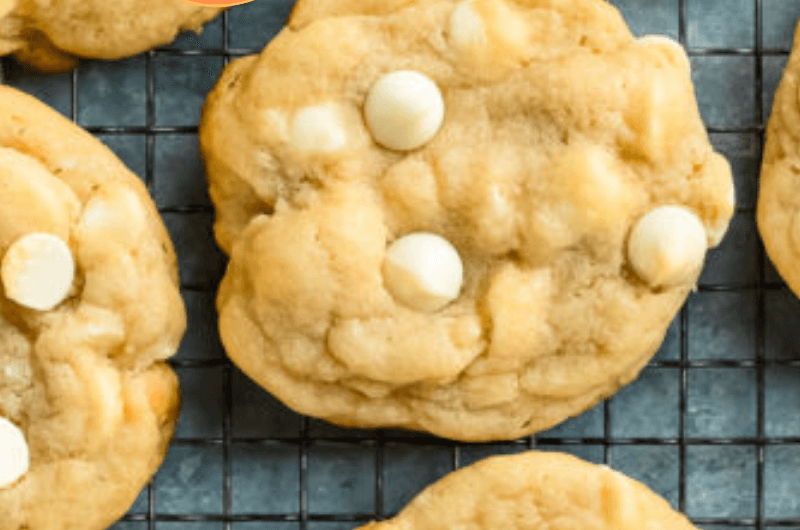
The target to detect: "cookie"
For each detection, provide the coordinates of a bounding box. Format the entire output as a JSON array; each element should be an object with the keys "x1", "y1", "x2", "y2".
[
  {"x1": 759, "y1": 21, "x2": 800, "y2": 296},
  {"x1": 357, "y1": 450, "x2": 697, "y2": 530},
  {"x1": 0, "y1": 0, "x2": 220, "y2": 72},
  {"x1": 0, "y1": 86, "x2": 185, "y2": 530},
  {"x1": 200, "y1": 0, "x2": 734, "y2": 441}
]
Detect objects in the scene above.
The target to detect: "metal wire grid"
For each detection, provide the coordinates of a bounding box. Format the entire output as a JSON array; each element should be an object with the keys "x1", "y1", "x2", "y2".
[{"x1": 1, "y1": 0, "x2": 796, "y2": 528}]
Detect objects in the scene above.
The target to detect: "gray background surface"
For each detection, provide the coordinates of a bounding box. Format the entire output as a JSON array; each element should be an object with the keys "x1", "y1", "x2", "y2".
[{"x1": 1, "y1": 0, "x2": 797, "y2": 528}]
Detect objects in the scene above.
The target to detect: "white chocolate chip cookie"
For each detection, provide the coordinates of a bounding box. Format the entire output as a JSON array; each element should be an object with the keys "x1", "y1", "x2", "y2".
[
  {"x1": 357, "y1": 451, "x2": 700, "y2": 530},
  {"x1": 0, "y1": 86, "x2": 185, "y2": 530},
  {"x1": 201, "y1": 0, "x2": 734, "y2": 441},
  {"x1": 0, "y1": 0, "x2": 221, "y2": 72},
  {"x1": 759, "y1": 21, "x2": 800, "y2": 298}
]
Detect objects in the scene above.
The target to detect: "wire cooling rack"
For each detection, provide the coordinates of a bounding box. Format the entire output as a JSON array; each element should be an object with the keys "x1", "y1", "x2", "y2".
[{"x1": 4, "y1": 0, "x2": 800, "y2": 529}]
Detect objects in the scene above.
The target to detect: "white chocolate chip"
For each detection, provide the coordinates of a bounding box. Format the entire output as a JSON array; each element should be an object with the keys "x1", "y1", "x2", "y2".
[
  {"x1": 383, "y1": 232, "x2": 463, "y2": 312},
  {"x1": 448, "y1": 0, "x2": 529, "y2": 61},
  {"x1": 364, "y1": 71, "x2": 445, "y2": 151},
  {"x1": 291, "y1": 105, "x2": 348, "y2": 152},
  {"x1": 627, "y1": 205, "x2": 708, "y2": 288},
  {"x1": 262, "y1": 109, "x2": 290, "y2": 142},
  {"x1": 78, "y1": 183, "x2": 149, "y2": 254},
  {"x1": 0, "y1": 417, "x2": 29, "y2": 489},
  {"x1": 449, "y1": 1, "x2": 487, "y2": 49},
  {"x1": 2, "y1": 233, "x2": 75, "y2": 311}
]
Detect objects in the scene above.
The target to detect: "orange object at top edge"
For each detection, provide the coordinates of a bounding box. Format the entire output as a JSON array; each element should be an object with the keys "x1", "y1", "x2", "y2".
[{"x1": 179, "y1": 0, "x2": 253, "y2": 6}]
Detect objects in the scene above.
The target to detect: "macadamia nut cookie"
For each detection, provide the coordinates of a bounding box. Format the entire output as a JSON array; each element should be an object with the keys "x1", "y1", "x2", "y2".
[
  {"x1": 0, "y1": 0, "x2": 220, "y2": 72},
  {"x1": 0, "y1": 86, "x2": 185, "y2": 530},
  {"x1": 357, "y1": 451, "x2": 699, "y2": 530},
  {"x1": 759, "y1": 21, "x2": 800, "y2": 297},
  {"x1": 201, "y1": 0, "x2": 735, "y2": 441}
]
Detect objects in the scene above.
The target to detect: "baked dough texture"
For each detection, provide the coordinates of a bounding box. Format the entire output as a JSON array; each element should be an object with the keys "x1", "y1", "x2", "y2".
[
  {"x1": 0, "y1": 0, "x2": 220, "y2": 72},
  {"x1": 357, "y1": 451, "x2": 698, "y2": 530},
  {"x1": 201, "y1": 0, "x2": 735, "y2": 441},
  {"x1": 759, "y1": 21, "x2": 800, "y2": 297},
  {"x1": 0, "y1": 86, "x2": 185, "y2": 530}
]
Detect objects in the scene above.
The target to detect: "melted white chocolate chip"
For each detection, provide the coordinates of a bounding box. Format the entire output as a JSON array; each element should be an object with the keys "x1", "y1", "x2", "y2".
[
  {"x1": 291, "y1": 105, "x2": 348, "y2": 152},
  {"x1": 627, "y1": 205, "x2": 708, "y2": 288},
  {"x1": 0, "y1": 417, "x2": 29, "y2": 489},
  {"x1": 364, "y1": 70, "x2": 445, "y2": 151},
  {"x1": 383, "y1": 232, "x2": 463, "y2": 312},
  {"x1": 2, "y1": 232, "x2": 75, "y2": 311},
  {"x1": 449, "y1": 1, "x2": 487, "y2": 49}
]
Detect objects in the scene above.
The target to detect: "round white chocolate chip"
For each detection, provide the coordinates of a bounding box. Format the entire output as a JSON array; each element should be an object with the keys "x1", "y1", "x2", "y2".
[
  {"x1": 0, "y1": 417, "x2": 29, "y2": 489},
  {"x1": 291, "y1": 105, "x2": 348, "y2": 152},
  {"x1": 2, "y1": 232, "x2": 75, "y2": 311},
  {"x1": 383, "y1": 232, "x2": 464, "y2": 312},
  {"x1": 627, "y1": 205, "x2": 708, "y2": 288},
  {"x1": 364, "y1": 70, "x2": 445, "y2": 151}
]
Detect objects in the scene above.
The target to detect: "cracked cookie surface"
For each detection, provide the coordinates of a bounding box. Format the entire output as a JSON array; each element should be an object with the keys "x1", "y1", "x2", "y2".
[
  {"x1": 201, "y1": 0, "x2": 734, "y2": 441},
  {"x1": 0, "y1": 85, "x2": 185, "y2": 530},
  {"x1": 356, "y1": 451, "x2": 699, "y2": 530},
  {"x1": 0, "y1": 0, "x2": 220, "y2": 72}
]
